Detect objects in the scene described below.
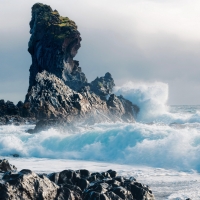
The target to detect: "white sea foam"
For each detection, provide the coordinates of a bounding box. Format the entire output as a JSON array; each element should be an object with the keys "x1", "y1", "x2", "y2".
[
  {"x1": 114, "y1": 81, "x2": 169, "y2": 121},
  {"x1": 1, "y1": 82, "x2": 200, "y2": 171},
  {"x1": 0, "y1": 121, "x2": 200, "y2": 171}
]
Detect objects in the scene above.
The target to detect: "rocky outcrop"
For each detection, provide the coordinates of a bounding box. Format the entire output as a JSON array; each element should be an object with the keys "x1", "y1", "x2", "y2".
[
  {"x1": 90, "y1": 72, "x2": 115, "y2": 100},
  {"x1": 0, "y1": 159, "x2": 17, "y2": 173},
  {"x1": 0, "y1": 167, "x2": 155, "y2": 200},
  {"x1": 107, "y1": 94, "x2": 139, "y2": 122},
  {"x1": 0, "y1": 169, "x2": 59, "y2": 199},
  {"x1": 0, "y1": 100, "x2": 36, "y2": 125},
  {"x1": 24, "y1": 3, "x2": 139, "y2": 128},
  {"x1": 25, "y1": 70, "x2": 138, "y2": 132},
  {"x1": 0, "y1": 100, "x2": 19, "y2": 116},
  {"x1": 28, "y1": 3, "x2": 87, "y2": 92},
  {"x1": 25, "y1": 71, "x2": 110, "y2": 123}
]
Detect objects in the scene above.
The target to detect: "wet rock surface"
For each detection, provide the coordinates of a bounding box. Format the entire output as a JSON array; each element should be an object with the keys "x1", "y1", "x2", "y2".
[
  {"x1": 0, "y1": 169, "x2": 58, "y2": 200},
  {"x1": 0, "y1": 166, "x2": 155, "y2": 200},
  {"x1": 90, "y1": 72, "x2": 115, "y2": 100},
  {"x1": 0, "y1": 159, "x2": 17, "y2": 173},
  {"x1": 28, "y1": 3, "x2": 86, "y2": 92},
  {"x1": 0, "y1": 99, "x2": 36, "y2": 125}
]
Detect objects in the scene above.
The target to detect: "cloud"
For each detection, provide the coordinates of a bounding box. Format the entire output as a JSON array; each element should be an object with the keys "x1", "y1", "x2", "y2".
[{"x1": 0, "y1": 0, "x2": 200, "y2": 104}]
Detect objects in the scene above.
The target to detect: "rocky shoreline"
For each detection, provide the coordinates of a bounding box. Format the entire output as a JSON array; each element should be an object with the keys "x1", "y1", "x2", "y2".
[{"x1": 0, "y1": 159, "x2": 155, "y2": 200}]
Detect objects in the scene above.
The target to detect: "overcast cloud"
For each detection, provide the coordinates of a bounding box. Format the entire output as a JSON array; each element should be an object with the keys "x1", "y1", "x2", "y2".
[{"x1": 0, "y1": 0, "x2": 200, "y2": 104}]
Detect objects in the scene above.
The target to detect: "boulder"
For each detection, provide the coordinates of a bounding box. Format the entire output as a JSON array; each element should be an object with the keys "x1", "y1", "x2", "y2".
[
  {"x1": 0, "y1": 166, "x2": 155, "y2": 200},
  {"x1": 0, "y1": 169, "x2": 58, "y2": 199},
  {"x1": 0, "y1": 159, "x2": 17, "y2": 172}
]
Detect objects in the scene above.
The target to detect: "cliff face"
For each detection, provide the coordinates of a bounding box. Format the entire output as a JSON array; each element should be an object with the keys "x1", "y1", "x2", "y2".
[
  {"x1": 26, "y1": 71, "x2": 110, "y2": 123},
  {"x1": 28, "y1": 3, "x2": 87, "y2": 92},
  {"x1": 25, "y1": 3, "x2": 139, "y2": 125},
  {"x1": 0, "y1": 100, "x2": 35, "y2": 125}
]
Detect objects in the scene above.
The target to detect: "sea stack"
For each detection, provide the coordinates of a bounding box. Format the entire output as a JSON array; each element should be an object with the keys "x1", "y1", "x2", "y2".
[{"x1": 24, "y1": 3, "x2": 139, "y2": 126}]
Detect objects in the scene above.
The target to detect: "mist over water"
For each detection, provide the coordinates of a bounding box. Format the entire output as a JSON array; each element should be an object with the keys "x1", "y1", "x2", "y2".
[
  {"x1": 1, "y1": 81, "x2": 200, "y2": 171},
  {"x1": 114, "y1": 82, "x2": 169, "y2": 123},
  {"x1": 114, "y1": 82, "x2": 200, "y2": 124}
]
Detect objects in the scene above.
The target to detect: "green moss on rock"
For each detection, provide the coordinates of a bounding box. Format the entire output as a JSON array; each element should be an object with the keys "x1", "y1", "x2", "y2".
[{"x1": 29, "y1": 3, "x2": 80, "y2": 46}]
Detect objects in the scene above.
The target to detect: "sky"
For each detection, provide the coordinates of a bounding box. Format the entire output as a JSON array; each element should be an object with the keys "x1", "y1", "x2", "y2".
[{"x1": 0, "y1": 0, "x2": 200, "y2": 105}]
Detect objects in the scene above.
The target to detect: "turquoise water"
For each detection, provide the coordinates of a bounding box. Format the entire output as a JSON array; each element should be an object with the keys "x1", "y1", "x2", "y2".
[{"x1": 1, "y1": 82, "x2": 200, "y2": 172}]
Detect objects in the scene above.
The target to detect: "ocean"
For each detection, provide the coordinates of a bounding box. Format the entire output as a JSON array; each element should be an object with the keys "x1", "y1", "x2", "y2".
[{"x1": 1, "y1": 81, "x2": 200, "y2": 199}]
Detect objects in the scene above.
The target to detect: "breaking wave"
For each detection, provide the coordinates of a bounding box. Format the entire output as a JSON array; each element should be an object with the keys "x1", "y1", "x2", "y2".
[
  {"x1": 0, "y1": 121, "x2": 200, "y2": 171},
  {"x1": 1, "y1": 81, "x2": 200, "y2": 171},
  {"x1": 114, "y1": 81, "x2": 200, "y2": 124}
]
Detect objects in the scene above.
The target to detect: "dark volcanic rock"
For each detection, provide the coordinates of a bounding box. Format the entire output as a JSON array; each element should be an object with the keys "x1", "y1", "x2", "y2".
[
  {"x1": 28, "y1": 3, "x2": 87, "y2": 92},
  {"x1": 0, "y1": 3, "x2": 140, "y2": 128},
  {"x1": 0, "y1": 166, "x2": 155, "y2": 200},
  {"x1": 0, "y1": 115, "x2": 35, "y2": 126},
  {"x1": 0, "y1": 99, "x2": 36, "y2": 125},
  {"x1": 23, "y1": 2, "x2": 139, "y2": 129},
  {"x1": 0, "y1": 159, "x2": 17, "y2": 172},
  {"x1": 25, "y1": 70, "x2": 139, "y2": 132},
  {"x1": 25, "y1": 71, "x2": 110, "y2": 123},
  {"x1": 107, "y1": 94, "x2": 139, "y2": 122},
  {"x1": 90, "y1": 72, "x2": 115, "y2": 100},
  {"x1": 0, "y1": 100, "x2": 19, "y2": 116},
  {"x1": 0, "y1": 169, "x2": 59, "y2": 199}
]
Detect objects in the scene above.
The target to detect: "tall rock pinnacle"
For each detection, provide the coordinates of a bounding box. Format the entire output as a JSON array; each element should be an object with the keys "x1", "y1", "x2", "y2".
[
  {"x1": 28, "y1": 3, "x2": 87, "y2": 91},
  {"x1": 25, "y1": 3, "x2": 139, "y2": 126}
]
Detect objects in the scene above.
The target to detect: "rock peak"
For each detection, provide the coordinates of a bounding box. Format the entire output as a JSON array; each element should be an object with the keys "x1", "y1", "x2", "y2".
[
  {"x1": 24, "y1": 3, "x2": 139, "y2": 128},
  {"x1": 28, "y1": 3, "x2": 86, "y2": 91}
]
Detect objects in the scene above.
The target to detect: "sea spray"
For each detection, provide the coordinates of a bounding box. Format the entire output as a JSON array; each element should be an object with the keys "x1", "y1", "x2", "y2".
[
  {"x1": 1, "y1": 119, "x2": 200, "y2": 171},
  {"x1": 1, "y1": 81, "x2": 200, "y2": 171},
  {"x1": 114, "y1": 81, "x2": 200, "y2": 124},
  {"x1": 114, "y1": 81, "x2": 169, "y2": 122}
]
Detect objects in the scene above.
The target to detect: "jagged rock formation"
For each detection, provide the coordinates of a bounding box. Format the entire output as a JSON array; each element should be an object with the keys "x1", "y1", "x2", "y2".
[
  {"x1": 24, "y1": 3, "x2": 139, "y2": 127},
  {"x1": 0, "y1": 100, "x2": 35, "y2": 125},
  {"x1": 0, "y1": 169, "x2": 59, "y2": 199},
  {"x1": 28, "y1": 3, "x2": 87, "y2": 92},
  {"x1": 0, "y1": 167, "x2": 155, "y2": 200},
  {"x1": 90, "y1": 72, "x2": 115, "y2": 100},
  {"x1": 25, "y1": 71, "x2": 138, "y2": 125},
  {"x1": 26, "y1": 71, "x2": 109, "y2": 123},
  {"x1": 0, "y1": 159, "x2": 17, "y2": 173}
]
